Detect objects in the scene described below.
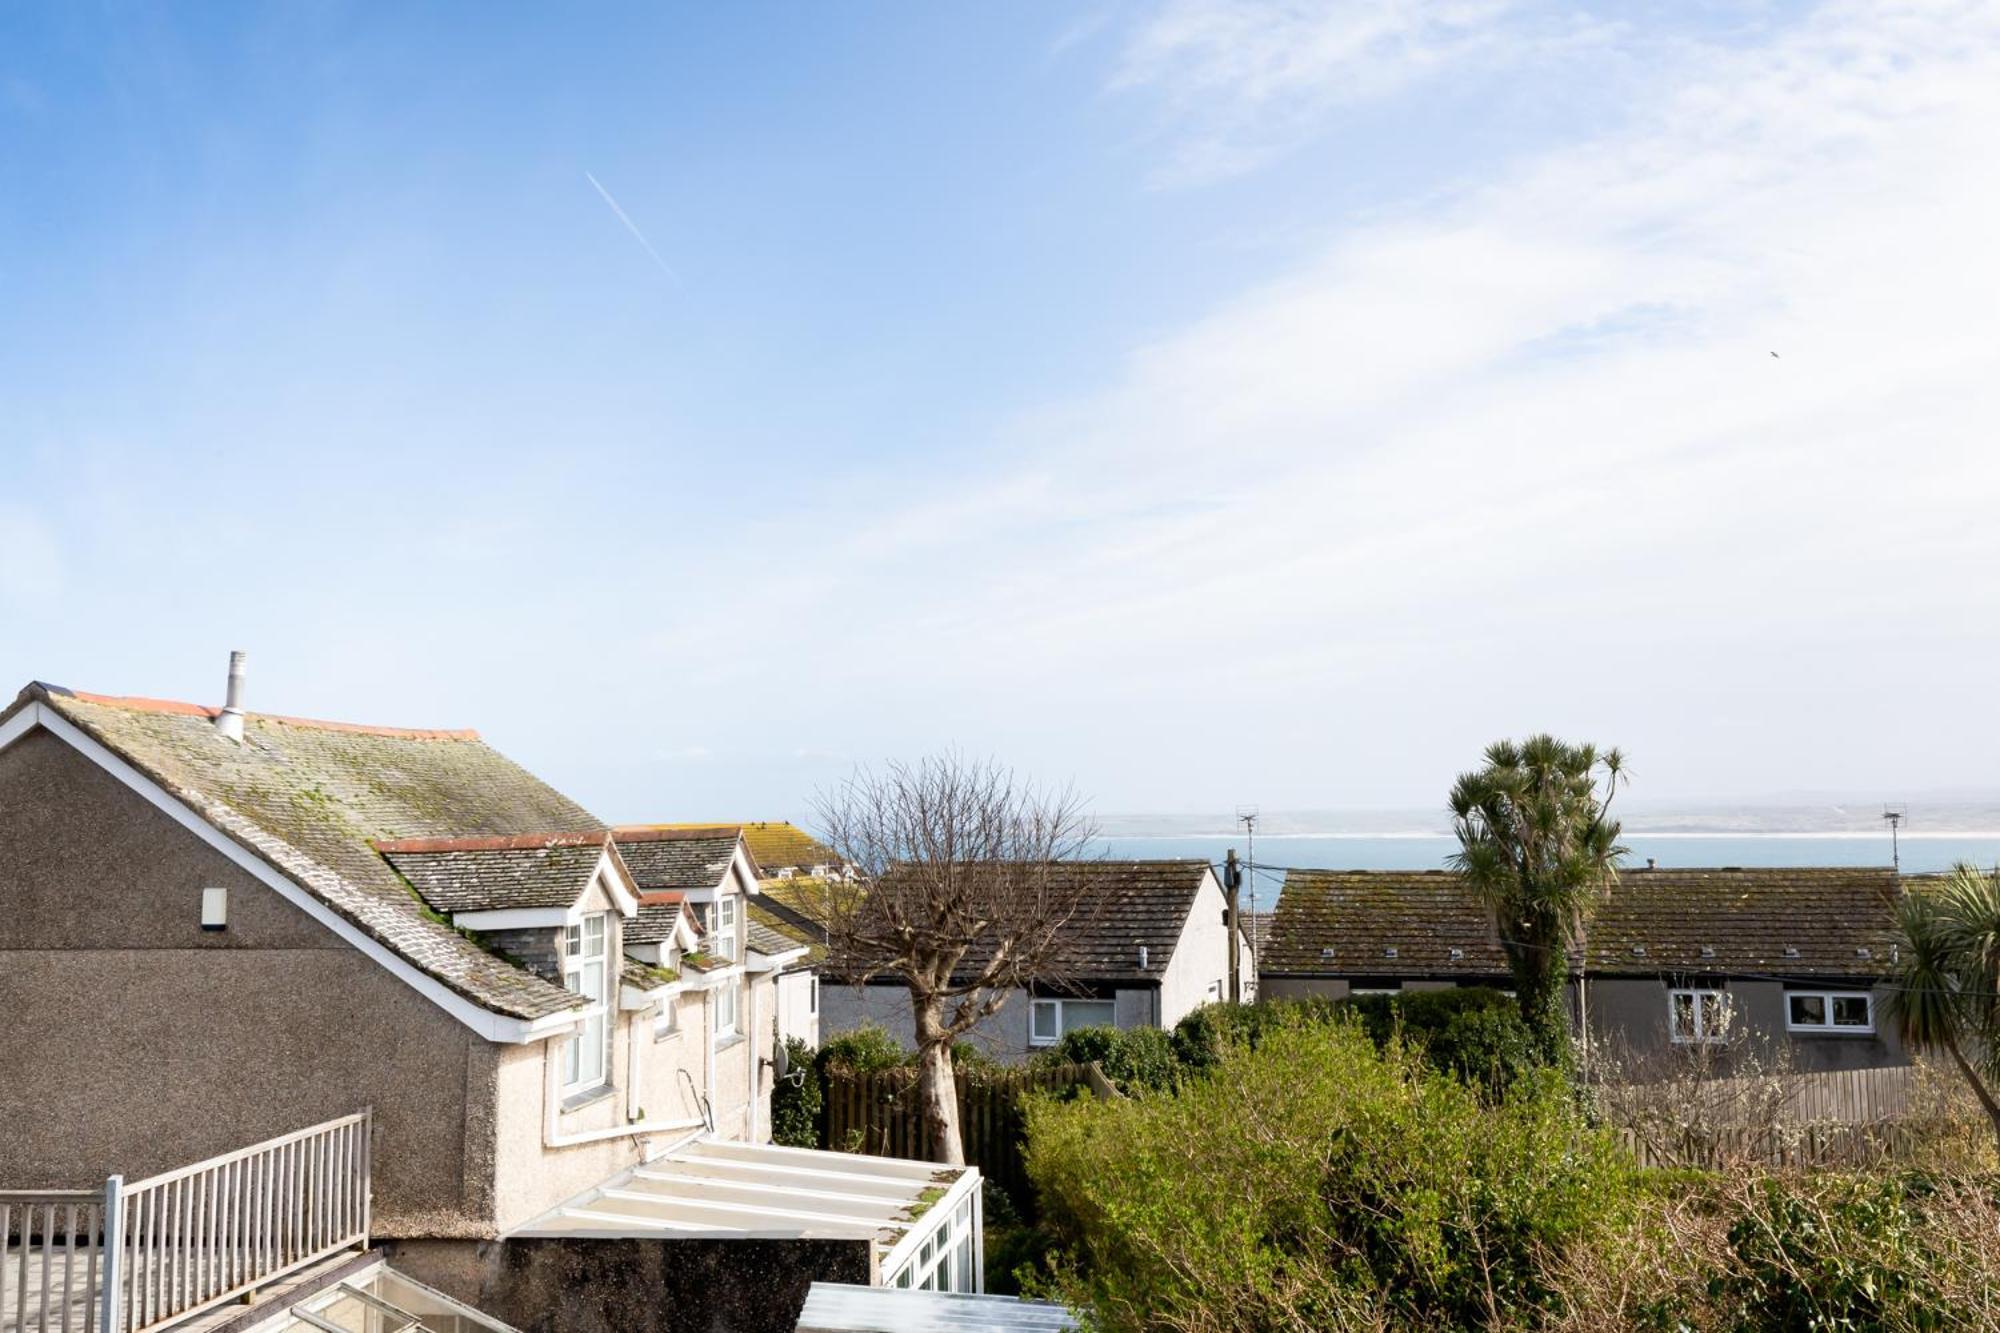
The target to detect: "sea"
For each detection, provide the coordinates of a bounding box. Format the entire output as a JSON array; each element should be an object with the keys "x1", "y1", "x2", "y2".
[{"x1": 1093, "y1": 832, "x2": 2000, "y2": 907}]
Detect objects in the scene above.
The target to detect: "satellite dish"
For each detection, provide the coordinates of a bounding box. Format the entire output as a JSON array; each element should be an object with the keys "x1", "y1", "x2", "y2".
[{"x1": 773, "y1": 1041, "x2": 790, "y2": 1080}]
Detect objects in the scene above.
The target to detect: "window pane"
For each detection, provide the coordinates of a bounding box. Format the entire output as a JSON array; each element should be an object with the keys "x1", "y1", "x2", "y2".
[
  {"x1": 581, "y1": 1014, "x2": 606, "y2": 1082},
  {"x1": 1031, "y1": 1002, "x2": 1057, "y2": 1040},
  {"x1": 1670, "y1": 991, "x2": 1695, "y2": 1040},
  {"x1": 1701, "y1": 992, "x2": 1729, "y2": 1038},
  {"x1": 1062, "y1": 1000, "x2": 1117, "y2": 1034},
  {"x1": 583, "y1": 914, "x2": 606, "y2": 951},
  {"x1": 1832, "y1": 995, "x2": 1871, "y2": 1027},
  {"x1": 1790, "y1": 994, "x2": 1825, "y2": 1027}
]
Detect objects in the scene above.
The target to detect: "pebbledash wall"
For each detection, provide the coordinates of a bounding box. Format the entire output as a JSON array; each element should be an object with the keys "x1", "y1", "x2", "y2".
[{"x1": 0, "y1": 725, "x2": 777, "y2": 1237}]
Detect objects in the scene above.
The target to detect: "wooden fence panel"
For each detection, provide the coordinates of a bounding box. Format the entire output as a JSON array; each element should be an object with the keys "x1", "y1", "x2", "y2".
[{"x1": 821, "y1": 1063, "x2": 1105, "y2": 1205}]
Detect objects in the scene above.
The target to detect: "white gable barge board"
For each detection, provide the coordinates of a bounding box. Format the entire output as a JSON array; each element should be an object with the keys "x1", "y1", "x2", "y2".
[{"x1": 0, "y1": 702, "x2": 580, "y2": 1045}]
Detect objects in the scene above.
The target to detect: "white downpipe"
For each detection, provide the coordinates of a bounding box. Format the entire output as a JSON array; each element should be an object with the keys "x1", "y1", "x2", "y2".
[
  {"x1": 747, "y1": 974, "x2": 761, "y2": 1141},
  {"x1": 543, "y1": 1028, "x2": 705, "y2": 1149},
  {"x1": 703, "y1": 991, "x2": 718, "y2": 1134}
]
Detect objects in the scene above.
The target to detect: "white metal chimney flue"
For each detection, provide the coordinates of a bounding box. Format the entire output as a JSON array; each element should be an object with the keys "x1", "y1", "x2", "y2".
[{"x1": 215, "y1": 650, "x2": 248, "y2": 742}]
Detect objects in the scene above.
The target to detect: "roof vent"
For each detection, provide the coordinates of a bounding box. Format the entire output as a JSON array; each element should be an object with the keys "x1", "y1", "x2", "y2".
[
  {"x1": 1646, "y1": 858, "x2": 1657, "y2": 871},
  {"x1": 1700, "y1": 945, "x2": 1716, "y2": 959},
  {"x1": 1320, "y1": 946, "x2": 1337, "y2": 960},
  {"x1": 1448, "y1": 947, "x2": 1465, "y2": 961},
  {"x1": 1783, "y1": 946, "x2": 1801, "y2": 959},
  {"x1": 1382, "y1": 946, "x2": 1399, "y2": 960},
  {"x1": 215, "y1": 650, "x2": 248, "y2": 742},
  {"x1": 1855, "y1": 946, "x2": 1872, "y2": 960},
  {"x1": 1631, "y1": 945, "x2": 1647, "y2": 958},
  {"x1": 1137, "y1": 944, "x2": 1149, "y2": 970}
]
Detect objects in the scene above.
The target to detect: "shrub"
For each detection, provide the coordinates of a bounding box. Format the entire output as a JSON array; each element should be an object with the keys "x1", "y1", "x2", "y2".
[
  {"x1": 1172, "y1": 989, "x2": 1537, "y2": 1094},
  {"x1": 769, "y1": 1037, "x2": 822, "y2": 1147},
  {"x1": 1026, "y1": 1015, "x2": 1630, "y2": 1331},
  {"x1": 1031, "y1": 1025, "x2": 1178, "y2": 1095},
  {"x1": 815, "y1": 1022, "x2": 909, "y2": 1073}
]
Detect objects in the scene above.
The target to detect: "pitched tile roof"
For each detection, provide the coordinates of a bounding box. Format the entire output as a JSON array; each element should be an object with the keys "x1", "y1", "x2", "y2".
[
  {"x1": 749, "y1": 903, "x2": 824, "y2": 963},
  {"x1": 635, "y1": 820, "x2": 838, "y2": 875},
  {"x1": 797, "y1": 860, "x2": 1217, "y2": 984},
  {"x1": 14, "y1": 682, "x2": 598, "y2": 1020},
  {"x1": 624, "y1": 896, "x2": 691, "y2": 946},
  {"x1": 1265, "y1": 871, "x2": 1506, "y2": 977},
  {"x1": 747, "y1": 919, "x2": 807, "y2": 959},
  {"x1": 610, "y1": 828, "x2": 743, "y2": 947},
  {"x1": 609, "y1": 827, "x2": 742, "y2": 891},
  {"x1": 1266, "y1": 866, "x2": 1902, "y2": 980},
  {"x1": 377, "y1": 834, "x2": 612, "y2": 914}
]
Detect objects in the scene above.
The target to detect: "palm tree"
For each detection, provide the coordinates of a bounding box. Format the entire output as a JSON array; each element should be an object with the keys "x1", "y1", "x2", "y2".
[
  {"x1": 1448, "y1": 735, "x2": 1626, "y2": 1069},
  {"x1": 1888, "y1": 865, "x2": 2000, "y2": 1145}
]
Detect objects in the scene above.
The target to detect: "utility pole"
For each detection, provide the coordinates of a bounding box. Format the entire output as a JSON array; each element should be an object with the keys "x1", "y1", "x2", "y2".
[
  {"x1": 1884, "y1": 805, "x2": 1905, "y2": 872},
  {"x1": 1223, "y1": 848, "x2": 1243, "y2": 1004},
  {"x1": 1236, "y1": 807, "x2": 1259, "y2": 991}
]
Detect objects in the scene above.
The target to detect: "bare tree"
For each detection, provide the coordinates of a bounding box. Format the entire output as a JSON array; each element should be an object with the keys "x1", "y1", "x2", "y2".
[{"x1": 812, "y1": 754, "x2": 1097, "y2": 1165}]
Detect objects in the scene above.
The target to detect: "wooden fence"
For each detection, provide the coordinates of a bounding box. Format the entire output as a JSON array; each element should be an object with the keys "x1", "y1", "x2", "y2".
[
  {"x1": 0, "y1": 1111, "x2": 370, "y2": 1333},
  {"x1": 1617, "y1": 1117, "x2": 1957, "y2": 1170},
  {"x1": 823, "y1": 1063, "x2": 1111, "y2": 1204}
]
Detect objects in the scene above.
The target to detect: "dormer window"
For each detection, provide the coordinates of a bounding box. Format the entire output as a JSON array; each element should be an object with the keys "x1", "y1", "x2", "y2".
[
  {"x1": 562, "y1": 913, "x2": 611, "y2": 1094},
  {"x1": 714, "y1": 895, "x2": 739, "y2": 963}
]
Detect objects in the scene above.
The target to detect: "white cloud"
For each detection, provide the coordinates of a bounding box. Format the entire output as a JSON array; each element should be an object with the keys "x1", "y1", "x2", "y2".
[
  {"x1": 1112, "y1": 0, "x2": 1613, "y2": 183},
  {"x1": 704, "y1": 0, "x2": 2000, "y2": 804}
]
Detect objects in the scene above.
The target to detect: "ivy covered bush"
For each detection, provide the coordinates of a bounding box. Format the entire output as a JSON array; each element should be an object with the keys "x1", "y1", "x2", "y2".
[{"x1": 769, "y1": 1037, "x2": 821, "y2": 1148}]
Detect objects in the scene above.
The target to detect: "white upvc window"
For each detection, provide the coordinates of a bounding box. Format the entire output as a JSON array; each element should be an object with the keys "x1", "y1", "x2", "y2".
[
  {"x1": 1028, "y1": 997, "x2": 1117, "y2": 1046},
  {"x1": 654, "y1": 995, "x2": 681, "y2": 1039},
  {"x1": 1669, "y1": 987, "x2": 1732, "y2": 1044},
  {"x1": 562, "y1": 913, "x2": 612, "y2": 1092},
  {"x1": 714, "y1": 981, "x2": 740, "y2": 1040},
  {"x1": 714, "y1": 896, "x2": 740, "y2": 963},
  {"x1": 1787, "y1": 990, "x2": 1874, "y2": 1034}
]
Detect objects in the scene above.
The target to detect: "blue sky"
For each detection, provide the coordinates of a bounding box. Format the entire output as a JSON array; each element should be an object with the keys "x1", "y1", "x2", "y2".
[{"x1": 3, "y1": 1, "x2": 1998, "y2": 823}]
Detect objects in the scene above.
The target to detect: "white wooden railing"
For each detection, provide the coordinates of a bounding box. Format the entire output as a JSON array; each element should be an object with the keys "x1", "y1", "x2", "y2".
[
  {"x1": 1, "y1": 1191, "x2": 105, "y2": 1333},
  {"x1": 2, "y1": 1110, "x2": 371, "y2": 1333}
]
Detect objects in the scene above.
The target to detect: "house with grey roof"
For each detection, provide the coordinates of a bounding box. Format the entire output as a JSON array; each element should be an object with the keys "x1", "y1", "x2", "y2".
[
  {"x1": 798, "y1": 859, "x2": 1255, "y2": 1061},
  {"x1": 1260, "y1": 866, "x2": 1909, "y2": 1072},
  {"x1": 0, "y1": 656, "x2": 979, "y2": 1331}
]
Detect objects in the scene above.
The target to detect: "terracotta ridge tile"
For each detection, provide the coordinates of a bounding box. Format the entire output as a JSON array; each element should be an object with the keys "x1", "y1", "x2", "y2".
[{"x1": 60, "y1": 688, "x2": 479, "y2": 740}]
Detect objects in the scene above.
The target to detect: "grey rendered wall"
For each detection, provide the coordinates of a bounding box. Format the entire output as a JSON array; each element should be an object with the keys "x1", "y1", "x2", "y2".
[
  {"x1": 0, "y1": 727, "x2": 499, "y2": 1237},
  {"x1": 1583, "y1": 977, "x2": 1907, "y2": 1073}
]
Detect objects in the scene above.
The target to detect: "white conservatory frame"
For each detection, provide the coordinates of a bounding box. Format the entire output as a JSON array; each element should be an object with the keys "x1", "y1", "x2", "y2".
[{"x1": 507, "y1": 1137, "x2": 985, "y2": 1293}]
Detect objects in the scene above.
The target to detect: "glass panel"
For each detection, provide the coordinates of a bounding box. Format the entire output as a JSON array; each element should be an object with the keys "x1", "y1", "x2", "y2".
[
  {"x1": 1790, "y1": 994, "x2": 1825, "y2": 1027},
  {"x1": 1061, "y1": 1001, "x2": 1117, "y2": 1035},
  {"x1": 1832, "y1": 995, "x2": 1871, "y2": 1027},
  {"x1": 1670, "y1": 991, "x2": 1696, "y2": 1041},
  {"x1": 1701, "y1": 992, "x2": 1729, "y2": 1039},
  {"x1": 580, "y1": 1013, "x2": 606, "y2": 1083},
  {"x1": 583, "y1": 914, "x2": 606, "y2": 952},
  {"x1": 1030, "y1": 1001, "x2": 1057, "y2": 1041}
]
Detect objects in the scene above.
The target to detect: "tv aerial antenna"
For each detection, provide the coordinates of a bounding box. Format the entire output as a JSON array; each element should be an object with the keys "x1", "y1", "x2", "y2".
[
  {"x1": 1236, "y1": 806, "x2": 1260, "y2": 962},
  {"x1": 1883, "y1": 805, "x2": 1906, "y2": 872}
]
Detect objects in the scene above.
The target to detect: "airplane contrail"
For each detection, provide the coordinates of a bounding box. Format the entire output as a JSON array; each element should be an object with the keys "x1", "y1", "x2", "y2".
[{"x1": 585, "y1": 171, "x2": 682, "y2": 285}]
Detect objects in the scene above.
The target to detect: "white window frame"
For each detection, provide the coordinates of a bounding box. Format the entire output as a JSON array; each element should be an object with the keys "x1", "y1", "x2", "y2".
[
  {"x1": 1027, "y1": 997, "x2": 1118, "y2": 1046},
  {"x1": 561, "y1": 913, "x2": 613, "y2": 1094},
  {"x1": 654, "y1": 994, "x2": 681, "y2": 1040},
  {"x1": 714, "y1": 981, "x2": 740, "y2": 1041},
  {"x1": 1668, "y1": 987, "x2": 1732, "y2": 1045},
  {"x1": 714, "y1": 895, "x2": 740, "y2": 963},
  {"x1": 1786, "y1": 989, "x2": 1875, "y2": 1034}
]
